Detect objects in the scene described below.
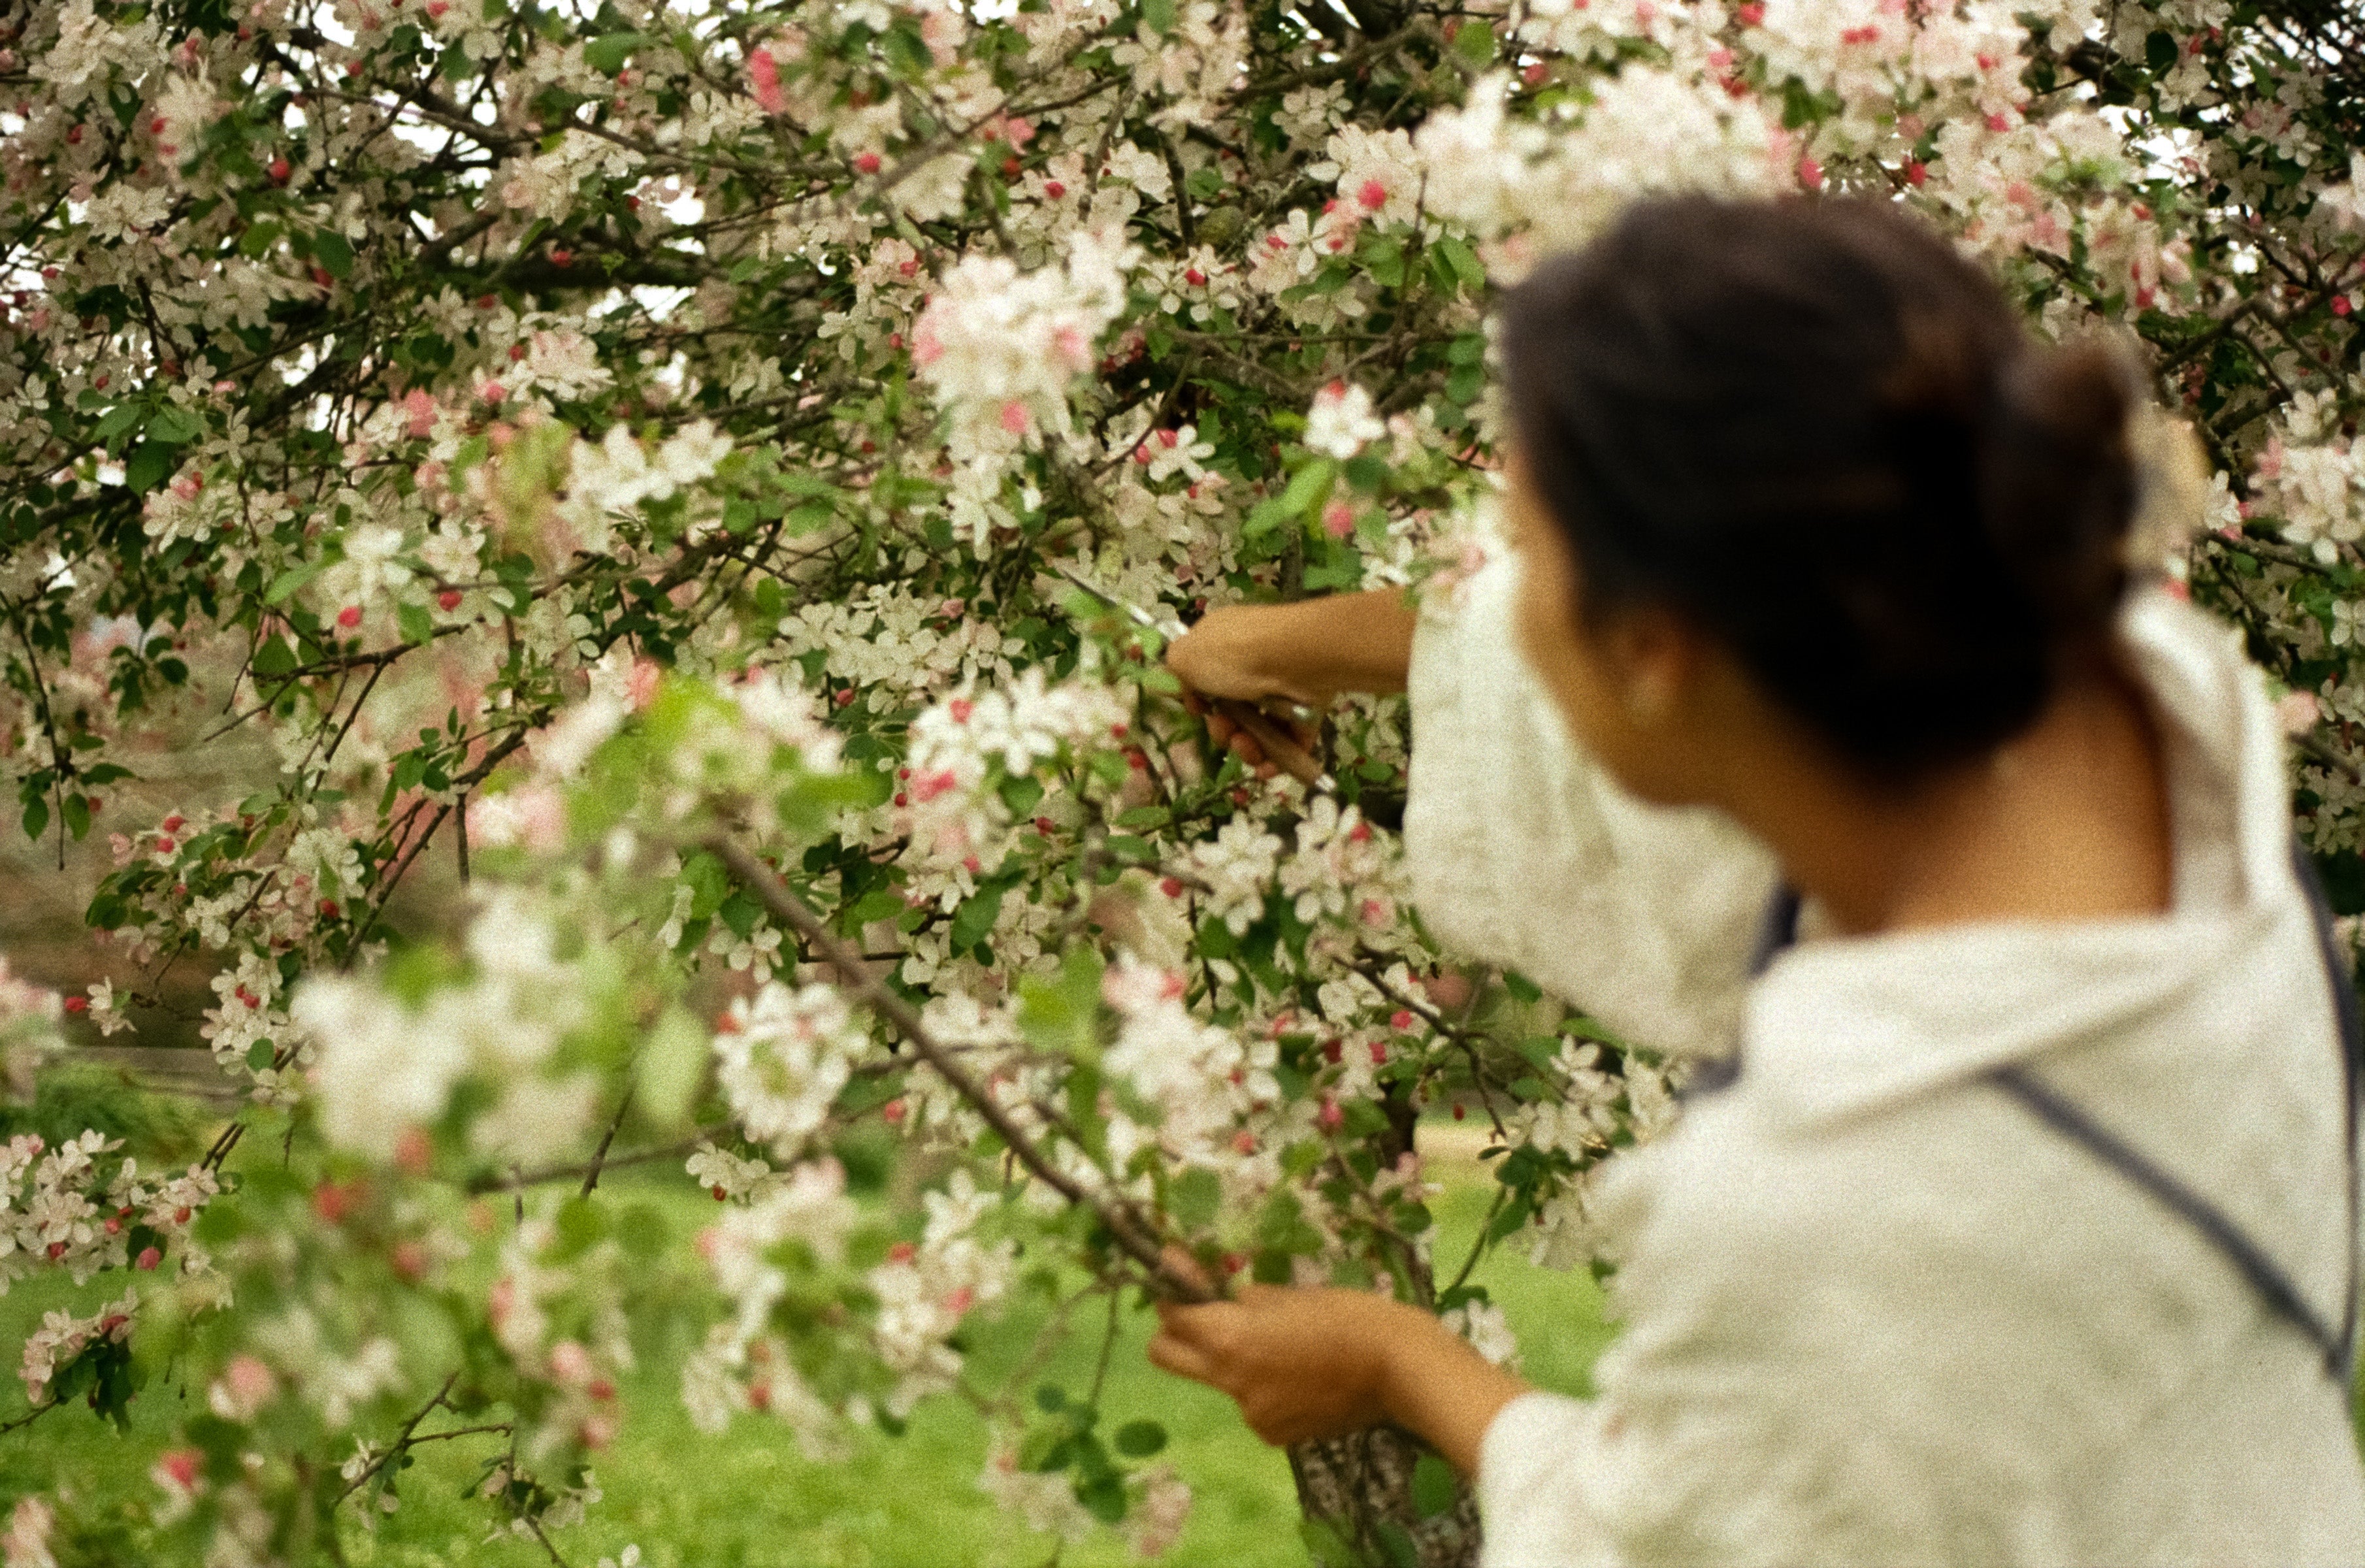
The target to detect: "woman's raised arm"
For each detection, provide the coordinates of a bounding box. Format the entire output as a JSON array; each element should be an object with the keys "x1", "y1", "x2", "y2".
[{"x1": 1164, "y1": 588, "x2": 1418, "y2": 711}]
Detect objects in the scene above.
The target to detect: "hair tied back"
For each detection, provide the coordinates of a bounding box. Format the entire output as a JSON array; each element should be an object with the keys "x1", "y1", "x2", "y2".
[{"x1": 1980, "y1": 336, "x2": 2141, "y2": 642}]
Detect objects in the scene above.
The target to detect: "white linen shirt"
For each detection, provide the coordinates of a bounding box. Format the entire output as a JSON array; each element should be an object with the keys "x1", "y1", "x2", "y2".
[{"x1": 1402, "y1": 544, "x2": 2365, "y2": 1567}]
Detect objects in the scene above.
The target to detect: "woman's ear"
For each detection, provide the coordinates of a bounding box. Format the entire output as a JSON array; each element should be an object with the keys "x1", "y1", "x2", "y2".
[{"x1": 1602, "y1": 603, "x2": 1701, "y2": 729}]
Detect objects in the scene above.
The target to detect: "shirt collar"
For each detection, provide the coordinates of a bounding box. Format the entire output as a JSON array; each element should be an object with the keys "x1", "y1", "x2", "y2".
[{"x1": 1737, "y1": 585, "x2": 2289, "y2": 1130}]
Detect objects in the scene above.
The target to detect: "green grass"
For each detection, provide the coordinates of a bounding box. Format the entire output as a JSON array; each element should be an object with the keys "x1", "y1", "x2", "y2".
[{"x1": 0, "y1": 1149, "x2": 1614, "y2": 1567}]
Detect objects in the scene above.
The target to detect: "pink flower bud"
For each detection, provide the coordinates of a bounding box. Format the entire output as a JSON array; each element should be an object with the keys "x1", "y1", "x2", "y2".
[
  {"x1": 747, "y1": 46, "x2": 786, "y2": 114},
  {"x1": 157, "y1": 1449, "x2": 201, "y2": 1492},
  {"x1": 136, "y1": 1246, "x2": 161, "y2": 1270}
]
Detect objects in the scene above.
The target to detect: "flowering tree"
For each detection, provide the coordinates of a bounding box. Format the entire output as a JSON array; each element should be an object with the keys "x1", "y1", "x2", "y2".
[{"x1": 1, "y1": 0, "x2": 2363, "y2": 1560}]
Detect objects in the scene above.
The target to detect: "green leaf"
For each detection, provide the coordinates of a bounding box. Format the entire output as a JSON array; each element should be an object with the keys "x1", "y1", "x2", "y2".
[
  {"x1": 147, "y1": 407, "x2": 205, "y2": 445},
  {"x1": 91, "y1": 403, "x2": 145, "y2": 442},
  {"x1": 1411, "y1": 1451, "x2": 1459, "y2": 1518},
  {"x1": 553, "y1": 1195, "x2": 607, "y2": 1260},
  {"x1": 1374, "y1": 1518, "x2": 1422, "y2": 1568},
  {"x1": 1277, "y1": 459, "x2": 1336, "y2": 519},
  {"x1": 397, "y1": 601, "x2": 435, "y2": 644},
  {"x1": 949, "y1": 882, "x2": 1008, "y2": 953},
  {"x1": 265, "y1": 557, "x2": 331, "y2": 606},
  {"x1": 1113, "y1": 1419, "x2": 1167, "y2": 1458},
  {"x1": 1017, "y1": 1425, "x2": 1068, "y2": 1472},
  {"x1": 312, "y1": 229, "x2": 355, "y2": 279},
  {"x1": 1298, "y1": 1518, "x2": 1360, "y2": 1568},
  {"x1": 617, "y1": 1202, "x2": 670, "y2": 1260},
  {"x1": 1167, "y1": 1166, "x2": 1221, "y2": 1231},
  {"x1": 583, "y1": 30, "x2": 644, "y2": 73},
  {"x1": 1073, "y1": 1468, "x2": 1128, "y2": 1524},
  {"x1": 245, "y1": 1039, "x2": 274, "y2": 1073},
  {"x1": 123, "y1": 440, "x2": 176, "y2": 493},
  {"x1": 1015, "y1": 944, "x2": 1105, "y2": 1059},
  {"x1": 251, "y1": 635, "x2": 298, "y2": 676},
  {"x1": 1141, "y1": 0, "x2": 1175, "y2": 32},
  {"x1": 1451, "y1": 19, "x2": 1495, "y2": 67},
  {"x1": 61, "y1": 794, "x2": 89, "y2": 841}
]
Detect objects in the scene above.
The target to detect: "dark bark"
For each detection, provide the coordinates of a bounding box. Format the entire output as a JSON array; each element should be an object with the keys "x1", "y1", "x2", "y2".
[{"x1": 1288, "y1": 1424, "x2": 1482, "y2": 1568}]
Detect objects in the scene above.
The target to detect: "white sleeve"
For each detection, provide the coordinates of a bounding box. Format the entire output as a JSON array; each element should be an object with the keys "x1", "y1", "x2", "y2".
[
  {"x1": 1401, "y1": 543, "x2": 1780, "y2": 1059},
  {"x1": 1476, "y1": 1391, "x2": 1625, "y2": 1567}
]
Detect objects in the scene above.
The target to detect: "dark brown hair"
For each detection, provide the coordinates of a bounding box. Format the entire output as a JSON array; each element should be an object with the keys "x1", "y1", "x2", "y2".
[{"x1": 1499, "y1": 195, "x2": 2136, "y2": 780}]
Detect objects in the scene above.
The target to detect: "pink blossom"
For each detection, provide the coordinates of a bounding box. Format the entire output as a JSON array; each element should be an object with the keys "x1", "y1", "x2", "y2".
[
  {"x1": 747, "y1": 47, "x2": 787, "y2": 114},
  {"x1": 154, "y1": 1450, "x2": 201, "y2": 1495},
  {"x1": 400, "y1": 387, "x2": 436, "y2": 438}
]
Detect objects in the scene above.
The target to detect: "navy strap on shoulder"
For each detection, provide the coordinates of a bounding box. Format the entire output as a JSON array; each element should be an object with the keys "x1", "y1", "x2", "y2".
[
  {"x1": 1679, "y1": 885, "x2": 1800, "y2": 1102},
  {"x1": 1706, "y1": 859, "x2": 2363, "y2": 1382},
  {"x1": 1987, "y1": 843, "x2": 2362, "y2": 1384}
]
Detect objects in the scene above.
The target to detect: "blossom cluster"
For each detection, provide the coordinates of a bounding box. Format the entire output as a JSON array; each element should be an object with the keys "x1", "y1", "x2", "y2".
[{"x1": 0, "y1": 0, "x2": 2356, "y2": 1556}]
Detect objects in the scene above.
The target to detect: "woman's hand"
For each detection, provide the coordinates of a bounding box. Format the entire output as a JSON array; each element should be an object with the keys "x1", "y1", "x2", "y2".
[
  {"x1": 1148, "y1": 1263, "x2": 1534, "y2": 1474},
  {"x1": 1147, "y1": 1282, "x2": 1411, "y2": 1446},
  {"x1": 1164, "y1": 591, "x2": 1420, "y2": 774},
  {"x1": 1164, "y1": 589, "x2": 1420, "y2": 713},
  {"x1": 1166, "y1": 604, "x2": 1334, "y2": 711}
]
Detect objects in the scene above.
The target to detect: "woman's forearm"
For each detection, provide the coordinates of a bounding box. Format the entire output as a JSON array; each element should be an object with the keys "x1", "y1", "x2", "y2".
[
  {"x1": 1378, "y1": 1308, "x2": 1533, "y2": 1477},
  {"x1": 1148, "y1": 1281, "x2": 1531, "y2": 1479},
  {"x1": 1166, "y1": 587, "x2": 1419, "y2": 708}
]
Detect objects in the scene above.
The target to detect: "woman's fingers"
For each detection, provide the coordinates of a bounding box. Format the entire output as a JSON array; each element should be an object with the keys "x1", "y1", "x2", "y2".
[
  {"x1": 1156, "y1": 1245, "x2": 1218, "y2": 1301},
  {"x1": 1146, "y1": 1329, "x2": 1218, "y2": 1386}
]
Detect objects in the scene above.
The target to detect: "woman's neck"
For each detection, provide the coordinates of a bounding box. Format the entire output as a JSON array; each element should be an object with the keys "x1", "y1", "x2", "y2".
[{"x1": 1720, "y1": 657, "x2": 2176, "y2": 939}]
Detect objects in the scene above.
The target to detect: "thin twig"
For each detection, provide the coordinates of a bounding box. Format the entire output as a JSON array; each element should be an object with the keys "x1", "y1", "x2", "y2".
[
  {"x1": 338, "y1": 1371, "x2": 459, "y2": 1504},
  {"x1": 579, "y1": 1083, "x2": 636, "y2": 1198},
  {"x1": 705, "y1": 838, "x2": 1210, "y2": 1302}
]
